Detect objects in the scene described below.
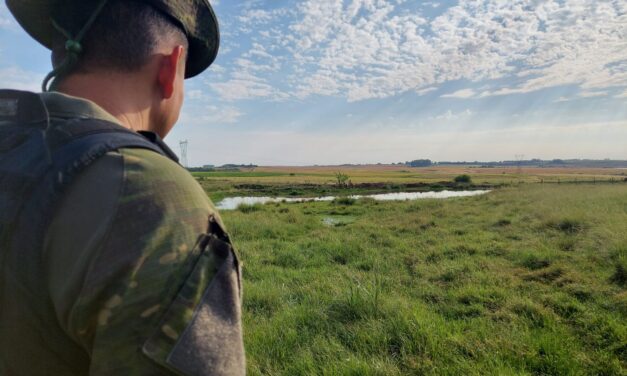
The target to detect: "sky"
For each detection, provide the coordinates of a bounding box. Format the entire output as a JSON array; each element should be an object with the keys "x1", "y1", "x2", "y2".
[{"x1": 1, "y1": 0, "x2": 626, "y2": 166}]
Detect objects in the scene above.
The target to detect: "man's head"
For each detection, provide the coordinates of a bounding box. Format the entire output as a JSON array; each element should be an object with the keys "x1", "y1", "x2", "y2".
[
  {"x1": 51, "y1": 1, "x2": 189, "y2": 135},
  {"x1": 51, "y1": 1, "x2": 188, "y2": 76},
  {"x1": 7, "y1": 0, "x2": 220, "y2": 137}
]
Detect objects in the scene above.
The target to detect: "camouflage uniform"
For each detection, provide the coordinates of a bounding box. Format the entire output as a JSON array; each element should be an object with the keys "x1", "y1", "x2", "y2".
[
  {"x1": 0, "y1": 92, "x2": 244, "y2": 375},
  {"x1": 1, "y1": 0, "x2": 244, "y2": 374}
]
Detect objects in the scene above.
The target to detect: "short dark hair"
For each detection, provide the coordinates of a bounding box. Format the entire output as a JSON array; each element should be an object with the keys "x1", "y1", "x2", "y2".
[{"x1": 52, "y1": 0, "x2": 188, "y2": 73}]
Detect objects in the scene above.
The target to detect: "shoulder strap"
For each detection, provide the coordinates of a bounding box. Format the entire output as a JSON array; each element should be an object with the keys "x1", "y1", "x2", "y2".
[{"x1": 0, "y1": 89, "x2": 48, "y2": 126}]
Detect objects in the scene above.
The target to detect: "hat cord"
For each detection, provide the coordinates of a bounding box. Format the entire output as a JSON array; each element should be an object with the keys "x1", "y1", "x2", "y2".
[{"x1": 42, "y1": 0, "x2": 109, "y2": 92}]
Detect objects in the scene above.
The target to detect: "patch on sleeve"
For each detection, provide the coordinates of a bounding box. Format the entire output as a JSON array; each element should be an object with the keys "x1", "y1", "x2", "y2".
[{"x1": 142, "y1": 234, "x2": 245, "y2": 376}]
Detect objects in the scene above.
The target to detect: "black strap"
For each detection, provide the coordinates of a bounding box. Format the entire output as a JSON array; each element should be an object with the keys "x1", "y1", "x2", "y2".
[
  {"x1": 0, "y1": 90, "x2": 49, "y2": 126},
  {"x1": 138, "y1": 131, "x2": 180, "y2": 163}
]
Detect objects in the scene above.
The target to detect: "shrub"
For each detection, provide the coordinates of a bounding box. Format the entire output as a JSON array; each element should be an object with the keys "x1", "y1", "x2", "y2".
[
  {"x1": 454, "y1": 174, "x2": 472, "y2": 183},
  {"x1": 335, "y1": 171, "x2": 350, "y2": 187},
  {"x1": 333, "y1": 197, "x2": 356, "y2": 205}
]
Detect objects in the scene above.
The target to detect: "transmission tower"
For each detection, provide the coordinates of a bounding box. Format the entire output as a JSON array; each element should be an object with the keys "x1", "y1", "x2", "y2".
[
  {"x1": 179, "y1": 140, "x2": 188, "y2": 168},
  {"x1": 515, "y1": 154, "x2": 525, "y2": 176}
]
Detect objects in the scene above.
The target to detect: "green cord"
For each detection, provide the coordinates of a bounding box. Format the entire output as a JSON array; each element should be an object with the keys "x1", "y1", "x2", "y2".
[{"x1": 42, "y1": 0, "x2": 109, "y2": 92}]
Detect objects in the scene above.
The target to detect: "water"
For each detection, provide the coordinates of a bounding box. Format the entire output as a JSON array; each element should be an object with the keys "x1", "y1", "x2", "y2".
[{"x1": 216, "y1": 190, "x2": 490, "y2": 210}]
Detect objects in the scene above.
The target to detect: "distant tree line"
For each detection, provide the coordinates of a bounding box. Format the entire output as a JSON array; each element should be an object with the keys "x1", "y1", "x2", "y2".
[
  {"x1": 188, "y1": 159, "x2": 627, "y2": 170},
  {"x1": 187, "y1": 163, "x2": 257, "y2": 172},
  {"x1": 435, "y1": 159, "x2": 627, "y2": 168},
  {"x1": 405, "y1": 159, "x2": 433, "y2": 167},
  {"x1": 396, "y1": 159, "x2": 627, "y2": 169}
]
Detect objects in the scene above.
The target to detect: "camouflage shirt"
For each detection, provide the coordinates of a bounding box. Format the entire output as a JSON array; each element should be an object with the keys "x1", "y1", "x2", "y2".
[{"x1": 0, "y1": 92, "x2": 244, "y2": 375}]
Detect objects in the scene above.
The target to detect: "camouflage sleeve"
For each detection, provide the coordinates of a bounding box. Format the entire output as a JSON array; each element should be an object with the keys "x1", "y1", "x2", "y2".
[{"x1": 45, "y1": 148, "x2": 244, "y2": 375}]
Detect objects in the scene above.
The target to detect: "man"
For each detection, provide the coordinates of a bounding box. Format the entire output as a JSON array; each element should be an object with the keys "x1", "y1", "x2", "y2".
[{"x1": 0, "y1": 1, "x2": 244, "y2": 375}]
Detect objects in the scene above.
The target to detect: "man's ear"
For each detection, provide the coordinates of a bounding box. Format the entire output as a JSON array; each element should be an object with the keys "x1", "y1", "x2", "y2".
[{"x1": 157, "y1": 46, "x2": 185, "y2": 99}]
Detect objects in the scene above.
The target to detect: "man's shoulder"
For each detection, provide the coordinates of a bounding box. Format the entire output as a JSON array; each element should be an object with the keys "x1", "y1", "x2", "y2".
[{"x1": 118, "y1": 148, "x2": 213, "y2": 210}]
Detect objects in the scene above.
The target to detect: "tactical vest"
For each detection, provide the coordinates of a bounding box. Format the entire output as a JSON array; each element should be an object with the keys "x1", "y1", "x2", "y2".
[{"x1": 0, "y1": 89, "x2": 179, "y2": 353}]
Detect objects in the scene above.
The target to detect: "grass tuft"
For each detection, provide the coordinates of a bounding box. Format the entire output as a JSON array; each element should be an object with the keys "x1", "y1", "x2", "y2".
[
  {"x1": 494, "y1": 218, "x2": 512, "y2": 226},
  {"x1": 610, "y1": 261, "x2": 627, "y2": 287},
  {"x1": 546, "y1": 218, "x2": 586, "y2": 234},
  {"x1": 237, "y1": 203, "x2": 264, "y2": 213},
  {"x1": 520, "y1": 254, "x2": 552, "y2": 270}
]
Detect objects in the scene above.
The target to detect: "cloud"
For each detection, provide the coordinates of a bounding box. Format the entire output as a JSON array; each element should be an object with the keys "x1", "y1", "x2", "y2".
[
  {"x1": 416, "y1": 87, "x2": 437, "y2": 96},
  {"x1": 578, "y1": 90, "x2": 609, "y2": 98},
  {"x1": 423, "y1": 2, "x2": 441, "y2": 9},
  {"x1": 0, "y1": 3, "x2": 17, "y2": 30},
  {"x1": 430, "y1": 108, "x2": 473, "y2": 121},
  {"x1": 441, "y1": 88, "x2": 476, "y2": 99},
  {"x1": 210, "y1": 76, "x2": 286, "y2": 101},
  {"x1": 180, "y1": 105, "x2": 243, "y2": 125},
  {"x1": 238, "y1": 8, "x2": 288, "y2": 25},
  {"x1": 554, "y1": 96, "x2": 572, "y2": 103},
  {"x1": 187, "y1": 90, "x2": 205, "y2": 100},
  {"x1": 208, "y1": 43, "x2": 286, "y2": 101},
  {"x1": 215, "y1": 0, "x2": 627, "y2": 102},
  {"x1": 0, "y1": 67, "x2": 43, "y2": 91}
]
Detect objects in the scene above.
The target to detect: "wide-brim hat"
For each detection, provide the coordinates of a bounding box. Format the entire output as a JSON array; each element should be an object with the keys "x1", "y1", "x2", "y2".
[{"x1": 6, "y1": 0, "x2": 219, "y2": 79}]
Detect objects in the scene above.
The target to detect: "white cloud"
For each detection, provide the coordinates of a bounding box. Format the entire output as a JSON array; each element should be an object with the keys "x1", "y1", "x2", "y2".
[
  {"x1": 0, "y1": 3, "x2": 16, "y2": 30},
  {"x1": 187, "y1": 90, "x2": 205, "y2": 100},
  {"x1": 216, "y1": 0, "x2": 627, "y2": 102},
  {"x1": 208, "y1": 42, "x2": 285, "y2": 101},
  {"x1": 441, "y1": 88, "x2": 476, "y2": 99},
  {"x1": 554, "y1": 96, "x2": 572, "y2": 103},
  {"x1": 238, "y1": 8, "x2": 288, "y2": 25},
  {"x1": 423, "y1": 2, "x2": 441, "y2": 9},
  {"x1": 430, "y1": 108, "x2": 473, "y2": 121},
  {"x1": 578, "y1": 90, "x2": 609, "y2": 98},
  {"x1": 180, "y1": 105, "x2": 243, "y2": 125},
  {"x1": 210, "y1": 77, "x2": 286, "y2": 101},
  {"x1": 416, "y1": 87, "x2": 437, "y2": 96},
  {"x1": 615, "y1": 88, "x2": 627, "y2": 98},
  {"x1": 0, "y1": 67, "x2": 43, "y2": 91}
]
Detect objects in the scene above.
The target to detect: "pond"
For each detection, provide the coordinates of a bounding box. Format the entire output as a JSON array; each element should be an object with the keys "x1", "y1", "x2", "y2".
[{"x1": 215, "y1": 190, "x2": 490, "y2": 210}]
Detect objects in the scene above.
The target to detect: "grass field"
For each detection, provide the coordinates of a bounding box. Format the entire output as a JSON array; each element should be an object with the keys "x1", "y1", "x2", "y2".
[
  {"x1": 217, "y1": 182, "x2": 627, "y2": 375},
  {"x1": 194, "y1": 166, "x2": 627, "y2": 203},
  {"x1": 194, "y1": 165, "x2": 627, "y2": 185}
]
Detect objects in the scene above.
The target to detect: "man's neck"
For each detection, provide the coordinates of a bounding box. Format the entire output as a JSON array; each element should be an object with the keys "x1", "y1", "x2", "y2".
[{"x1": 57, "y1": 72, "x2": 154, "y2": 133}]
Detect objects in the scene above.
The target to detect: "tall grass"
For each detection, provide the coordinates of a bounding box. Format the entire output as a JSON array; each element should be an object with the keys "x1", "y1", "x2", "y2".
[{"x1": 222, "y1": 184, "x2": 627, "y2": 375}]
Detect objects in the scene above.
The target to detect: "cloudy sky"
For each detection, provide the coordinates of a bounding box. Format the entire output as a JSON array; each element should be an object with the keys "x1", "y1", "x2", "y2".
[{"x1": 1, "y1": 0, "x2": 626, "y2": 166}]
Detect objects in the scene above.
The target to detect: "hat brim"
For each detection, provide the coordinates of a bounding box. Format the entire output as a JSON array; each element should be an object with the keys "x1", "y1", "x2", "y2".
[{"x1": 6, "y1": 0, "x2": 219, "y2": 79}]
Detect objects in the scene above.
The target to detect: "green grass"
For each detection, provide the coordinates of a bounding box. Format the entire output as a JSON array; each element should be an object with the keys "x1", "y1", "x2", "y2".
[
  {"x1": 192, "y1": 171, "x2": 291, "y2": 178},
  {"x1": 220, "y1": 184, "x2": 627, "y2": 375}
]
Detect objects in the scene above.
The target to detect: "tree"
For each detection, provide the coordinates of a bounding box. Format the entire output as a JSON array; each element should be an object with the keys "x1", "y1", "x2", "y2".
[{"x1": 407, "y1": 159, "x2": 432, "y2": 167}]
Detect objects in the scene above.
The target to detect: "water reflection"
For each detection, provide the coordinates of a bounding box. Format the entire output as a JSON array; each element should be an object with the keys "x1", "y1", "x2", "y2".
[{"x1": 216, "y1": 190, "x2": 490, "y2": 210}]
